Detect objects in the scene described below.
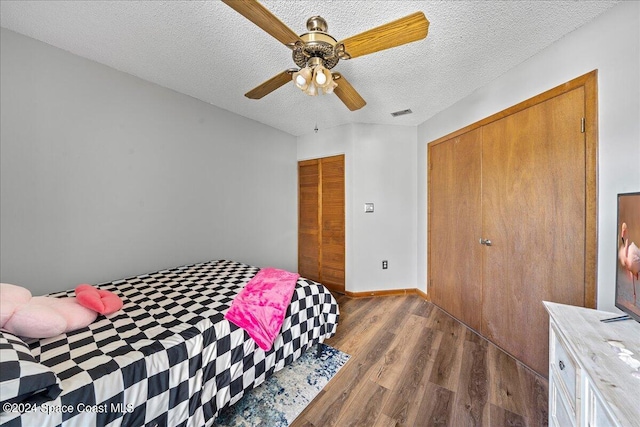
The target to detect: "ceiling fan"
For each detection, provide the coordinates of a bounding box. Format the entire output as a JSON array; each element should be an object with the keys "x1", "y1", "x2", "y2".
[{"x1": 222, "y1": 0, "x2": 429, "y2": 111}]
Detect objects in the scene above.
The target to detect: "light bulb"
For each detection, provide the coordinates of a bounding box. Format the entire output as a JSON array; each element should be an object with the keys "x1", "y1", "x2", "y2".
[
  {"x1": 292, "y1": 67, "x2": 312, "y2": 90},
  {"x1": 296, "y1": 74, "x2": 307, "y2": 86},
  {"x1": 313, "y1": 65, "x2": 333, "y2": 93}
]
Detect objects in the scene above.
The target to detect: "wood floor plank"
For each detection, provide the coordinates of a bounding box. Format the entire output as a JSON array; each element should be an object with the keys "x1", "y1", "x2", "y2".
[
  {"x1": 465, "y1": 328, "x2": 486, "y2": 345},
  {"x1": 373, "y1": 413, "x2": 399, "y2": 427},
  {"x1": 428, "y1": 329, "x2": 465, "y2": 391},
  {"x1": 414, "y1": 381, "x2": 455, "y2": 426},
  {"x1": 300, "y1": 330, "x2": 396, "y2": 426},
  {"x1": 452, "y1": 340, "x2": 489, "y2": 427},
  {"x1": 516, "y1": 363, "x2": 549, "y2": 426},
  {"x1": 333, "y1": 297, "x2": 407, "y2": 355},
  {"x1": 381, "y1": 326, "x2": 440, "y2": 426},
  {"x1": 326, "y1": 297, "x2": 381, "y2": 346},
  {"x1": 292, "y1": 419, "x2": 317, "y2": 427},
  {"x1": 410, "y1": 297, "x2": 434, "y2": 319},
  {"x1": 297, "y1": 360, "x2": 361, "y2": 426},
  {"x1": 487, "y1": 343, "x2": 527, "y2": 418},
  {"x1": 489, "y1": 403, "x2": 527, "y2": 427},
  {"x1": 333, "y1": 380, "x2": 388, "y2": 427},
  {"x1": 370, "y1": 314, "x2": 435, "y2": 390},
  {"x1": 426, "y1": 303, "x2": 466, "y2": 336},
  {"x1": 291, "y1": 295, "x2": 549, "y2": 427}
]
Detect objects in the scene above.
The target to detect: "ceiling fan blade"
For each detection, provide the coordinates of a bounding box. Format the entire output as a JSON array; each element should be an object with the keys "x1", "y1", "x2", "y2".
[
  {"x1": 222, "y1": 0, "x2": 302, "y2": 47},
  {"x1": 337, "y1": 11, "x2": 429, "y2": 59},
  {"x1": 332, "y1": 73, "x2": 366, "y2": 111},
  {"x1": 245, "y1": 70, "x2": 293, "y2": 99}
]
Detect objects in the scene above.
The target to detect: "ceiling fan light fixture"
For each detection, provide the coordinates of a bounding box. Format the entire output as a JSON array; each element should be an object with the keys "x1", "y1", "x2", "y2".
[
  {"x1": 304, "y1": 81, "x2": 318, "y2": 96},
  {"x1": 322, "y1": 79, "x2": 338, "y2": 95},
  {"x1": 292, "y1": 67, "x2": 312, "y2": 90},
  {"x1": 313, "y1": 64, "x2": 332, "y2": 87},
  {"x1": 315, "y1": 70, "x2": 327, "y2": 85},
  {"x1": 294, "y1": 61, "x2": 337, "y2": 96},
  {"x1": 295, "y1": 74, "x2": 308, "y2": 88}
]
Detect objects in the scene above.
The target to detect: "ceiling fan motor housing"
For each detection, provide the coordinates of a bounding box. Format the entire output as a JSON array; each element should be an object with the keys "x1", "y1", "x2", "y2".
[
  {"x1": 306, "y1": 16, "x2": 328, "y2": 32},
  {"x1": 292, "y1": 16, "x2": 340, "y2": 69}
]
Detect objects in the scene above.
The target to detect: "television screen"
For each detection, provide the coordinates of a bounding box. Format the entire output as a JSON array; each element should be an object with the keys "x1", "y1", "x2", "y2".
[{"x1": 616, "y1": 192, "x2": 640, "y2": 322}]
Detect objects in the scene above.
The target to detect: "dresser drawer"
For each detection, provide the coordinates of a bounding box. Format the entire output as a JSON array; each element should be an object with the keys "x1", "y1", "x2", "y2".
[
  {"x1": 550, "y1": 374, "x2": 576, "y2": 427},
  {"x1": 550, "y1": 325, "x2": 578, "y2": 407},
  {"x1": 584, "y1": 377, "x2": 618, "y2": 427}
]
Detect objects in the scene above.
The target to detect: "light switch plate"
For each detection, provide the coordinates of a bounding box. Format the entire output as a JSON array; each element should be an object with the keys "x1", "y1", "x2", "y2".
[{"x1": 364, "y1": 203, "x2": 374, "y2": 213}]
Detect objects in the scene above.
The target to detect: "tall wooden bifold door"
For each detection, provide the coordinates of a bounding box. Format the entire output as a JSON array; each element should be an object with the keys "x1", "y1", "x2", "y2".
[
  {"x1": 428, "y1": 71, "x2": 597, "y2": 377},
  {"x1": 429, "y1": 129, "x2": 483, "y2": 332},
  {"x1": 298, "y1": 155, "x2": 345, "y2": 294},
  {"x1": 481, "y1": 87, "x2": 587, "y2": 377},
  {"x1": 298, "y1": 159, "x2": 321, "y2": 282}
]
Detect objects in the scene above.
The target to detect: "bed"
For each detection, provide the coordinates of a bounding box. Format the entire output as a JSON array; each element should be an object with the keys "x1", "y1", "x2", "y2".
[{"x1": 0, "y1": 259, "x2": 339, "y2": 427}]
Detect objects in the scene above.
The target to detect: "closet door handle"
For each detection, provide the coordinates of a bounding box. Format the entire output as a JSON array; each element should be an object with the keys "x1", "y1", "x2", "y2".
[{"x1": 479, "y1": 238, "x2": 492, "y2": 246}]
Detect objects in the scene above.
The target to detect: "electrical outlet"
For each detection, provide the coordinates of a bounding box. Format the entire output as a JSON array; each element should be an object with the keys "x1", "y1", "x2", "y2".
[{"x1": 382, "y1": 260, "x2": 388, "y2": 269}]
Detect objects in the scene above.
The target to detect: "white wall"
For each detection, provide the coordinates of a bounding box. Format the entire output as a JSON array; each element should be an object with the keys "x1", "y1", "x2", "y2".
[
  {"x1": 298, "y1": 123, "x2": 418, "y2": 293},
  {"x1": 3, "y1": 1, "x2": 636, "y2": 306},
  {"x1": 417, "y1": 1, "x2": 640, "y2": 313},
  {"x1": 0, "y1": 28, "x2": 298, "y2": 296}
]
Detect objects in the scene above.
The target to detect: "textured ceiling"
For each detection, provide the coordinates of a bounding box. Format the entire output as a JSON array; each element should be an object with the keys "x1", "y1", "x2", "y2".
[{"x1": 0, "y1": 1, "x2": 620, "y2": 137}]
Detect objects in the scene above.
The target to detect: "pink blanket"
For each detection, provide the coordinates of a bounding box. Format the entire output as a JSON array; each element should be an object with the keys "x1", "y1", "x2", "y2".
[{"x1": 225, "y1": 267, "x2": 300, "y2": 351}]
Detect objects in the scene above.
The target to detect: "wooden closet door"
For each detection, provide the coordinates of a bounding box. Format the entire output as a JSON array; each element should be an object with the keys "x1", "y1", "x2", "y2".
[
  {"x1": 429, "y1": 129, "x2": 483, "y2": 331},
  {"x1": 298, "y1": 155, "x2": 345, "y2": 293},
  {"x1": 320, "y1": 155, "x2": 345, "y2": 293},
  {"x1": 298, "y1": 159, "x2": 321, "y2": 283},
  {"x1": 481, "y1": 87, "x2": 586, "y2": 376}
]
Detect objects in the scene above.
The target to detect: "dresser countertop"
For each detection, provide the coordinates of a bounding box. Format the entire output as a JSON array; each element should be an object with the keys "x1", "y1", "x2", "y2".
[{"x1": 544, "y1": 301, "x2": 640, "y2": 427}]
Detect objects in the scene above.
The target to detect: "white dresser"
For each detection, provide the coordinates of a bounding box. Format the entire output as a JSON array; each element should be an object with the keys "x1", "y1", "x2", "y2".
[{"x1": 544, "y1": 301, "x2": 640, "y2": 427}]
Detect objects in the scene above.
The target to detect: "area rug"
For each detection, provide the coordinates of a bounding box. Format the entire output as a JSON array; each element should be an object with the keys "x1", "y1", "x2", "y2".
[{"x1": 214, "y1": 343, "x2": 350, "y2": 426}]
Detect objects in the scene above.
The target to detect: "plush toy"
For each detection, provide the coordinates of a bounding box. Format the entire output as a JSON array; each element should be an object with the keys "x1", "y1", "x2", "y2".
[
  {"x1": 0, "y1": 282, "x2": 123, "y2": 339},
  {"x1": 75, "y1": 284, "x2": 123, "y2": 315}
]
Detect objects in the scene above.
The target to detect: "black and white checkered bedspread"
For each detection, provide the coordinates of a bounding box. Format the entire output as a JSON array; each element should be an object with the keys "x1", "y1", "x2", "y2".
[{"x1": 0, "y1": 260, "x2": 339, "y2": 427}]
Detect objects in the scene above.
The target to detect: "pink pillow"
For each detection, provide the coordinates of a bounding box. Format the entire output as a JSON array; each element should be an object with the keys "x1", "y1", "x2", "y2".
[
  {"x1": 6, "y1": 297, "x2": 98, "y2": 338},
  {"x1": 75, "y1": 285, "x2": 123, "y2": 315},
  {"x1": 1, "y1": 282, "x2": 98, "y2": 338}
]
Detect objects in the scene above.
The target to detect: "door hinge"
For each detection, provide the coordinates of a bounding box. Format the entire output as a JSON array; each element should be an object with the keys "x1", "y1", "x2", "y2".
[{"x1": 581, "y1": 117, "x2": 585, "y2": 133}]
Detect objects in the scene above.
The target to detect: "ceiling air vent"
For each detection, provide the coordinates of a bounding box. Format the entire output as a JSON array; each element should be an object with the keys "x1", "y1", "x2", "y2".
[{"x1": 391, "y1": 109, "x2": 413, "y2": 117}]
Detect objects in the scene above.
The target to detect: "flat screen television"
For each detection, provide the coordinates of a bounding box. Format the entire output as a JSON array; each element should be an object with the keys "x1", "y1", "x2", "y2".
[{"x1": 615, "y1": 191, "x2": 640, "y2": 322}]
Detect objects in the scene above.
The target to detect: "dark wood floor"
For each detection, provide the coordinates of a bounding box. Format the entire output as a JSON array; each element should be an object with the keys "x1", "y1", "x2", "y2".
[{"x1": 292, "y1": 294, "x2": 549, "y2": 427}]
